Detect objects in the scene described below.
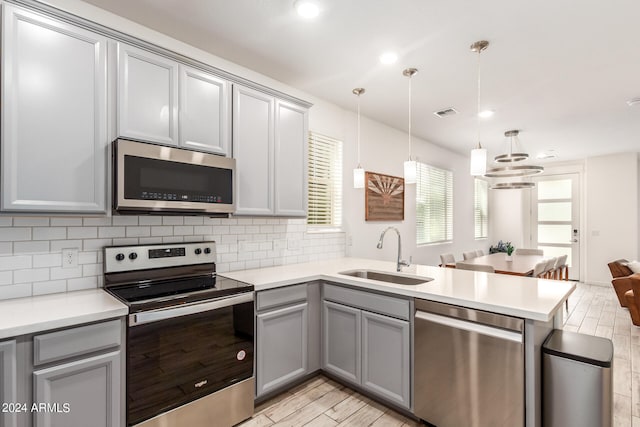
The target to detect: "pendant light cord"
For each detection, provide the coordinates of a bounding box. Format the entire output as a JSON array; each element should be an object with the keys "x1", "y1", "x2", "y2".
[
  {"x1": 408, "y1": 75, "x2": 413, "y2": 161},
  {"x1": 476, "y1": 48, "x2": 482, "y2": 149},
  {"x1": 357, "y1": 93, "x2": 361, "y2": 167}
]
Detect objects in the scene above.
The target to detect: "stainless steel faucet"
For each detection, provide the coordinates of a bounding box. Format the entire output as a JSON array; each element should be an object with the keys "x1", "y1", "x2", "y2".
[{"x1": 376, "y1": 226, "x2": 411, "y2": 272}]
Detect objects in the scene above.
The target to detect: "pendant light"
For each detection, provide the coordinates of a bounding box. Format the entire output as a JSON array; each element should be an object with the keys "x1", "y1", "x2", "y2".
[
  {"x1": 469, "y1": 40, "x2": 489, "y2": 176},
  {"x1": 352, "y1": 88, "x2": 366, "y2": 189},
  {"x1": 486, "y1": 129, "x2": 544, "y2": 189},
  {"x1": 403, "y1": 68, "x2": 418, "y2": 184}
]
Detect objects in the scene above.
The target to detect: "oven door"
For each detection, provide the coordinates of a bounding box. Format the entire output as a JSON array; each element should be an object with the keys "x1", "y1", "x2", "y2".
[{"x1": 127, "y1": 293, "x2": 253, "y2": 425}]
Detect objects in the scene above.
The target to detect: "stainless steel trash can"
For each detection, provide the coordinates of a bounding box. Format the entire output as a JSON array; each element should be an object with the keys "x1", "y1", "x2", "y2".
[{"x1": 542, "y1": 329, "x2": 613, "y2": 427}]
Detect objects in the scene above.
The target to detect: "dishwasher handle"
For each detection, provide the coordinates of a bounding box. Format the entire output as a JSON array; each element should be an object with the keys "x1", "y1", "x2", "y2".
[{"x1": 416, "y1": 310, "x2": 523, "y2": 343}]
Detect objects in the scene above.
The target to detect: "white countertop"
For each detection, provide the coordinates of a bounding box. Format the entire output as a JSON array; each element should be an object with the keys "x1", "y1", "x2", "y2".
[
  {"x1": 221, "y1": 257, "x2": 575, "y2": 322},
  {"x1": 0, "y1": 289, "x2": 128, "y2": 339}
]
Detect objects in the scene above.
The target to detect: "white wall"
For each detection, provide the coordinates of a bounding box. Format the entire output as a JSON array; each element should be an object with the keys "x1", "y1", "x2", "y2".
[
  {"x1": 489, "y1": 189, "x2": 527, "y2": 249},
  {"x1": 585, "y1": 153, "x2": 639, "y2": 285}
]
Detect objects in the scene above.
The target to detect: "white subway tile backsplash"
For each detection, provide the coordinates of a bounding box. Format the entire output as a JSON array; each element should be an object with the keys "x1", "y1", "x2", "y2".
[
  {"x1": 13, "y1": 217, "x2": 49, "y2": 226},
  {"x1": 33, "y1": 253, "x2": 61, "y2": 268},
  {"x1": 68, "y1": 227, "x2": 98, "y2": 239},
  {"x1": 32, "y1": 227, "x2": 65, "y2": 240},
  {"x1": 0, "y1": 215, "x2": 345, "y2": 300},
  {"x1": 0, "y1": 227, "x2": 32, "y2": 241},
  {"x1": 14, "y1": 241, "x2": 50, "y2": 254},
  {"x1": 32, "y1": 280, "x2": 67, "y2": 296},
  {"x1": 14, "y1": 268, "x2": 49, "y2": 284},
  {"x1": 67, "y1": 276, "x2": 98, "y2": 291},
  {"x1": 112, "y1": 216, "x2": 139, "y2": 226}
]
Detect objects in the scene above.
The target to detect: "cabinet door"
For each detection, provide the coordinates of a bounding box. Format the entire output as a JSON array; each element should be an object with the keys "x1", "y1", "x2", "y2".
[
  {"x1": 117, "y1": 42, "x2": 179, "y2": 145},
  {"x1": 274, "y1": 100, "x2": 308, "y2": 216},
  {"x1": 179, "y1": 65, "x2": 230, "y2": 155},
  {"x1": 233, "y1": 86, "x2": 274, "y2": 215},
  {"x1": 362, "y1": 311, "x2": 411, "y2": 409},
  {"x1": 0, "y1": 340, "x2": 17, "y2": 427},
  {"x1": 33, "y1": 351, "x2": 121, "y2": 427},
  {"x1": 322, "y1": 301, "x2": 361, "y2": 385},
  {"x1": 1, "y1": 5, "x2": 107, "y2": 213},
  {"x1": 256, "y1": 302, "x2": 308, "y2": 397}
]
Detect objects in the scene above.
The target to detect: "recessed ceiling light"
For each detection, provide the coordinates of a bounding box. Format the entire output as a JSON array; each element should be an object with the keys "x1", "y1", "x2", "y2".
[
  {"x1": 627, "y1": 97, "x2": 640, "y2": 107},
  {"x1": 379, "y1": 52, "x2": 398, "y2": 65},
  {"x1": 478, "y1": 109, "x2": 495, "y2": 118},
  {"x1": 295, "y1": 0, "x2": 320, "y2": 19},
  {"x1": 536, "y1": 150, "x2": 557, "y2": 160}
]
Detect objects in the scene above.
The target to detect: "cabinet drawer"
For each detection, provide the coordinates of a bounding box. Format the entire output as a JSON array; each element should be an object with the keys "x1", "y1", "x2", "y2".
[
  {"x1": 34, "y1": 319, "x2": 121, "y2": 366},
  {"x1": 323, "y1": 284, "x2": 410, "y2": 320},
  {"x1": 257, "y1": 284, "x2": 307, "y2": 312}
]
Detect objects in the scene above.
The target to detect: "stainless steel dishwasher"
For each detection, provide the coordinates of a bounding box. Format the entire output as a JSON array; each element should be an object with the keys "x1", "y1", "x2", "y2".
[{"x1": 414, "y1": 299, "x2": 525, "y2": 427}]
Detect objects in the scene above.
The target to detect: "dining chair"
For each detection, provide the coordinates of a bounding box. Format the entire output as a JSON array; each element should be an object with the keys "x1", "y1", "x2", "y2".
[
  {"x1": 533, "y1": 261, "x2": 547, "y2": 278},
  {"x1": 439, "y1": 253, "x2": 456, "y2": 268},
  {"x1": 543, "y1": 257, "x2": 557, "y2": 279},
  {"x1": 463, "y1": 251, "x2": 477, "y2": 260},
  {"x1": 455, "y1": 262, "x2": 495, "y2": 273},
  {"x1": 555, "y1": 254, "x2": 568, "y2": 280},
  {"x1": 514, "y1": 248, "x2": 544, "y2": 256},
  {"x1": 475, "y1": 249, "x2": 485, "y2": 257}
]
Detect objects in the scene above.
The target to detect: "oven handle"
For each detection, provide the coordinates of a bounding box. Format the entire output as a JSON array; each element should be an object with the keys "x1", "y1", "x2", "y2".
[{"x1": 129, "y1": 292, "x2": 254, "y2": 326}]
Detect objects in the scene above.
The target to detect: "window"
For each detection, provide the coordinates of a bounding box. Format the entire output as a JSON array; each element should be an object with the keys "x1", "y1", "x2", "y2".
[
  {"x1": 474, "y1": 178, "x2": 489, "y2": 239},
  {"x1": 307, "y1": 132, "x2": 343, "y2": 228},
  {"x1": 416, "y1": 163, "x2": 453, "y2": 245}
]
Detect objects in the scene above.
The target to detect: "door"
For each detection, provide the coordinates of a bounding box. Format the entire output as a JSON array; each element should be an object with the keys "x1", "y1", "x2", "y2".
[
  {"x1": 531, "y1": 173, "x2": 581, "y2": 280},
  {"x1": 117, "y1": 42, "x2": 179, "y2": 145},
  {"x1": 0, "y1": 340, "x2": 17, "y2": 427},
  {"x1": 232, "y1": 85, "x2": 274, "y2": 215},
  {"x1": 322, "y1": 301, "x2": 361, "y2": 385},
  {"x1": 1, "y1": 4, "x2": 108, "y2": 212},
  {"x1": 33, "y1": 351, "x2": 121, "y2": 427},
  {"x1": 361, "y1": 311, "x2": 411, "y2": 409},
  {"x1": 274, "y1": 100, "x2": 308, "y2": 216},
  {"x1": 256, "y1": 303, "x2": 308, "y2": 397},
  {"x1": 179, "y1": 65, "x2": 231, "y2": 155}
]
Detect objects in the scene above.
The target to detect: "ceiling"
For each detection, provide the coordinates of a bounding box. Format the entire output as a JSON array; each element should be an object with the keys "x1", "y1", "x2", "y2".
[{"x1": 83, "y1": 0, "x2": 640, "y2": 162}]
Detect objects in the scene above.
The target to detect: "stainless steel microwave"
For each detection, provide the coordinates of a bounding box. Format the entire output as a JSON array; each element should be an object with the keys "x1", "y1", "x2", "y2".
[{"x1": 113, "y1": 139, "x2": 235, "y2": 215}]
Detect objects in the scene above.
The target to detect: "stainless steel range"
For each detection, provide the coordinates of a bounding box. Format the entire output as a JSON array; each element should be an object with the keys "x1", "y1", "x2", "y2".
[{"x1": 103, "y1": 242, "x2": 254, "y2": 427}]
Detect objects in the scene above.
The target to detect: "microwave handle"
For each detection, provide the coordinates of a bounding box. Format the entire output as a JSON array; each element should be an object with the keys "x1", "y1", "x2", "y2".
[{"x1": 129, "y1": 292, "x2": 253, "y2": 326}]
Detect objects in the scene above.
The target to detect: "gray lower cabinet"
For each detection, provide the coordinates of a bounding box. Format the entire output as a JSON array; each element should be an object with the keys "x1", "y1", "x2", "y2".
[
  {"x1": 321, "y1": 286, "x2": 411, "y2": 410},
  {"x1": 256, "y1": 302, "x2": 308, "y2": 396},
  {"x1": 0, "y1": 340, "x2": 17, "y2": 427},
  {"x1": 322, "y1": 300, "x2": 361, "y2": 384},
  {"x1": 361, "y1": 311, "x2": 411, "y2": 408},
  {"x1": 33, "y1": 351, "x2": 121, "y2": 427}
]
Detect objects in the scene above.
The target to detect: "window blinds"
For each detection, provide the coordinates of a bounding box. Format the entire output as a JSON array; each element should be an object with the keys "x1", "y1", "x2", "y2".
[
  {"x1": 307, "y1": 132, "x2": 343, "y2": 227},
  {"x1": 416, "y1": 162, "x2": 453, "y2": 245},
  {"x1": 474, "y1": 178, "x2": 489, "y2": 239}
]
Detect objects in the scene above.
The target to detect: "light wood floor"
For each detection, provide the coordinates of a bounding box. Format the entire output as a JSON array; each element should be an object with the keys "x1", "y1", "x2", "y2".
[{"x1": 239, "y1": 283, "x2": 639, "y2": 427}]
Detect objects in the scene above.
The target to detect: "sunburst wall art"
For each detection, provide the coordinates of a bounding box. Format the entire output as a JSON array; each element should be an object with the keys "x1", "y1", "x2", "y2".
[{"x1": 365, "y1": 172, "x2": 405, "y2": 221}]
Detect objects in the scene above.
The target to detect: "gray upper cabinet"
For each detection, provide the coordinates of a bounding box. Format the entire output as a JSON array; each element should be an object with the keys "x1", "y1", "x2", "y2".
[
  {"x1": 33, "y1": 351, "x2": 121, "y2": 427},
  {"x1": 0, "y1": 340, "x2": 17, "y2": 427},
  {"x1": 233, "y1": 85, "x2": 308, "y2": 217},
  {"x1": 256, "y1": 302, "x2": 308, "y2": 396},
  {"x1": 274, "y1": 100, "x2": 308, "y2": 216},
  {"x1": 179, "y1": 65, "x2": 231, "y2": 155},
  {"x1": 233, "y1": 85, "x2": 275, "y2": 215},
  {"x1": 322, "y1": 300, "x2": 361, "y2": 385},
  {"x1": 361, "y1": 310, "x2": 411, "y2": 408},
  {"x1": 1, "y1": 4, "x2": 108, "y2": 213},
  {"x1": 117, "y1": 42, "x2": 179, "y2": 146}
]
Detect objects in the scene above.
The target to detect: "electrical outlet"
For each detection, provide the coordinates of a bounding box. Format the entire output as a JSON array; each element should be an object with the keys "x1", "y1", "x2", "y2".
[{"x1": 62, "y1": 248, "x2": 78, "y2": 269}]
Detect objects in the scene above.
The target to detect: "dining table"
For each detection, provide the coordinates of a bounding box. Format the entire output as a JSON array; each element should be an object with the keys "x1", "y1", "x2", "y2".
[{"x1": 461, "y1": 252, "x2": 548, "y2": 276}]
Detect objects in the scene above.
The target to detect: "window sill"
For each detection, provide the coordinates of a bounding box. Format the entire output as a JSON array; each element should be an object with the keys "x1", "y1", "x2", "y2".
[{"x1": 306, "y1": 227, "x2": 344, "y2": 234}]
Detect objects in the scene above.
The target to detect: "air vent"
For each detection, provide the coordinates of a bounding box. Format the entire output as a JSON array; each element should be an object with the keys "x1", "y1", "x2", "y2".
[{"x1": 434, "y1": 107, "x2": 459, "y2": 118}]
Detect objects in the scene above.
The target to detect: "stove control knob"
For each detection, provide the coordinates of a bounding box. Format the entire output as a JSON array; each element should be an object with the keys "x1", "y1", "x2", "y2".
[
  {"x1": 204, "y1": 247, "x2": 212, "y2": 254},
  {"x1": 115, "y1": 253, "x2": 125, "y2": 261},
  {"x1": 195, "y1": 248, "x2": 202, "y2": 255},
  {"x1": 129, "y1": 252, "x2": 138, "y2": 260}
]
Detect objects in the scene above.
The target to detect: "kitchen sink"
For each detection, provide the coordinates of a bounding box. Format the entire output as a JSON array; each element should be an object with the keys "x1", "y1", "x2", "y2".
[{"x1": 338, "y1": 269, "x2": 432, "y2": 286}]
